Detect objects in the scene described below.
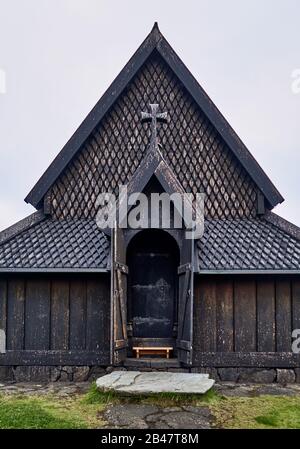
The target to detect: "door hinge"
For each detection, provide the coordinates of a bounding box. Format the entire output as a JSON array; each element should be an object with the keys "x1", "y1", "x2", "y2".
[
  {"x1": 177, "y1": 263, "x2": 191, "y2": 274},
  {"x1": 115, "y1": 262, "x2": 128, "y2": 274}
]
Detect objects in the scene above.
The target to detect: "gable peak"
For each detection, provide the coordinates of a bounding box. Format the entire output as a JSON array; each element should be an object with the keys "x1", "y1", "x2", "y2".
[
  {"x1": 147, "y1": 21, "x2": 163, "y2": 45},
  {"x1": 152, "y1": 21, "x2": 160, "y2": 32}
]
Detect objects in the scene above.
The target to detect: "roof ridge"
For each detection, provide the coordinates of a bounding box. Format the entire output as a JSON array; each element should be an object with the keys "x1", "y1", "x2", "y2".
[
  {"x1": 0, "y1": 210, "x2": 46, "y2": 246},
  {"x1": 263, "y1": 211, "x2": 300, "y2": 242}
]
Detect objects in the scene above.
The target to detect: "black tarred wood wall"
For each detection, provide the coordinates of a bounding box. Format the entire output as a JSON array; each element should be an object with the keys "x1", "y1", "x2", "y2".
[
  {"x1": 1, "y1": 273, "x2": 300, "y2": 368},
  {"x1": 0, "y1": 274, "x2": 110, "y2": 366},
  {"x1": 193, "y1": 275, "x2": 300, "y2": 368}
]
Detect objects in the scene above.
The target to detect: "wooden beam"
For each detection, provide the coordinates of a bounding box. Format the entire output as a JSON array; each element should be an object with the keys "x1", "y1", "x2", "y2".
[
  {"x1": 193, "y1": 351, "x2": 300, "y2": 368},
  {"x1": 0, "y1": 350, "x2": 110, "y2": 366}
]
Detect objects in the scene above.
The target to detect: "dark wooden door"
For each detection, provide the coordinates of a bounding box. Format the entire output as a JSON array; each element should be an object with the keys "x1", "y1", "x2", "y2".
[
  {"x1": 177, "y1": 236, "x2": 194, "y2": 365},
  {"x1": 128, "y1": 231, "x2": 179, "y2": 341}
]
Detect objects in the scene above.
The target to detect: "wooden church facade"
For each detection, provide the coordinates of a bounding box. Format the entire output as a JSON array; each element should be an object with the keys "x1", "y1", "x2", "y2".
[{"x1": 0, "y1": 24, "x2": 300, "y2": 382}]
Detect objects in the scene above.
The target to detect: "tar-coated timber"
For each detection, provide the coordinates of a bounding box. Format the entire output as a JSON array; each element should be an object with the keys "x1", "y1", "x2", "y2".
[
  {"x1": 176, "y1": 233, "x2": 194, "y2": 365},
  {"x1": 292, "y1": 280, "x2": 300, "y2": 331},
  {"x1": 195, "y1": 280, "x2": 216, "y2": 352},
  {"x1": 0, "y1": 350, "x2": 110, "y2": 366},
  {"x1": 257, "y1": 191, "x2": 265, "y2": 215},
  {"x1": 70, "y1": 280, "x2": 87, "y2": 350},
  {"x1": 118, "y1": 143, "x2": 188, "y2": 224},
  {"x1": 1, "y1": 274, "x2": 300, "y2": 368},
  {"x1": 51, "y1": 280, "x2": 70, "y2": 350},
  {"x1": 7, "y1": 280, "x2": 25, "y2": 350},
  {"x1": 0, "y1": 274, "x2": 110, "y2": 365},
  {"x1": 0, "y1": 281, "x2": 7, "y2": 344},
  {"x1": 25, "y1": 280, "x2": 51, "y2": 350},
  {"x1": 127, "y1": 230, "x2": 179, "y2": 346},
  {"x1": 234, "y1": 280, "x2": 256, "y2": 352},
  {"x1": 216, "y1": 280, "x2": 233, "y2": 352},
  {"x1": 257, "y1": 280, "x2": 275, "y2": 352},
  {"x1": 111, "y1": 225, "x2": 128, "y2": 365},
  {"x1": 86, "y1": 280, "x2": 110, "y2": 350},
  {"x1": 192, "y1": 352, "x2": 300, "y2": 368},
  {"x1": 276, "y1": 280, "x2": 292, "y2": 352},
  {"x1": 193, "y1": 275, "x2": 300, "y2": 366}
]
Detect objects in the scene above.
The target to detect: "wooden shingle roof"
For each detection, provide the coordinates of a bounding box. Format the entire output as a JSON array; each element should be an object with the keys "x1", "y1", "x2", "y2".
[
  {"x1": 198, "y1": 214, "x2": 300, "y2": 273},
  {"x1": 0, "y1": 215, "x2": 109, "y2": 272},
  {"x1": 1, "y1": 212, "x2": 300, "y2": 273}
]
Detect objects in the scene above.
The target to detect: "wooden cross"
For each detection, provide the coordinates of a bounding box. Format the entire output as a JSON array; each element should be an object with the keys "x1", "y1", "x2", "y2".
[{"x1": 141, "y1": 104, "x2": 168, "y2": 145}]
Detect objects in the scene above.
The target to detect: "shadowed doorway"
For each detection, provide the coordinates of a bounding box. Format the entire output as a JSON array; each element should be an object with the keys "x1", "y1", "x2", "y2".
[{"x1": 127, "y1": 230, "x2": 180, "y2": 353}]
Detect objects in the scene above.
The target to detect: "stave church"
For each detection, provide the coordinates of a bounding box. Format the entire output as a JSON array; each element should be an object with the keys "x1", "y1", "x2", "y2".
[{"x1": 0, "y1": 23, "x2": 300, "y2": 383}]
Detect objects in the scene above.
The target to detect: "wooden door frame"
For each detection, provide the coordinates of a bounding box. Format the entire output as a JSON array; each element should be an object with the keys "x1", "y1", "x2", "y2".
[{"x1": 125, "y1": 229, "x2": 180, "y2": 351}]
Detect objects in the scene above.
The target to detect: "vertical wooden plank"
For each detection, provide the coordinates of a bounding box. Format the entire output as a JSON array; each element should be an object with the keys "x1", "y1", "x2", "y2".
[
  {"x1": 51, "y1": 280, "x2": 70, "y2": 350},
  {"x1": 86, "y1": 280, "x2": 110, "y2": 350},
  {"x1": 276, "y1": 280, "x2": 292, "y2": 352},
  {"x1": 257, "y1": 279, "x2": 275, "y2": 351},
  {"x1": 292, "y1": 280, "x2": 300, "y2": 331},
  {"x1": 216, "y1": 280, "x2": 233, "y2": 352},
  {"x1": 0, "y1": 280, "x2": 7, "y2": 338},
  {"x1": 234, "y1": 279, "x2": 256, "y2": 352},
  {"x1": 25, "y1": 280, "x2": 51, "y2": 350},
  {"x1": 69, "y1": 280, "x2": 87, "y2": 350},
  {"x1": 195, "y1": 280, "x2": 216, "y2": 352},
  {"x1": 7, "y1": 280, "x2": 25, "y2": 350},
  {"x1": 193, "y1": 282, "x2": 200, "y2": 347}
]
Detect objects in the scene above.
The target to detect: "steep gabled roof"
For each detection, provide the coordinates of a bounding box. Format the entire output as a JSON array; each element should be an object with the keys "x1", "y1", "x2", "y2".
[{"x1": 25, "y1": 23, "x2": 284, "y2": 210}]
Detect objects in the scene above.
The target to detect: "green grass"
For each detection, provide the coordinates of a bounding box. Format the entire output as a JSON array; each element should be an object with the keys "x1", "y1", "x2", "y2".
[
  {"x1": 211, "y1": 396, "x2": 300, "y2": 429},
  {"x1": 81, "y1": 382, "x2": 119, "y2": 405},
  {"x1": 0, "y1": 384, "x2": 222, "y2": 429},
  {"x1": 1, "y1": 383, "x2": 300, "y2": 429},
  {"x1": 141, "y1": 388, "x2": 221, "y2": 407},
  {"x1": 0, "y1": 397, "x2": 86, "y2": 429},
  {"x1": 255, "y1": 404, "x2": 300, "y2": 429},
  {"x1": 84, "y1": 382, "x2": 221, "y2": 407},
  {"x1": 84, "y1": 384, "x2": 300, "y2": 429},
  {"x1": 0, "y1": 385, "x2": 108, "y2": 429}
]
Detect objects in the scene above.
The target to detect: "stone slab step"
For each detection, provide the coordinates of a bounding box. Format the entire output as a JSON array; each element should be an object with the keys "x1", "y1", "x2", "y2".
[{"x1": 96, "y1": 371, "x2": 215, "y2": 395}]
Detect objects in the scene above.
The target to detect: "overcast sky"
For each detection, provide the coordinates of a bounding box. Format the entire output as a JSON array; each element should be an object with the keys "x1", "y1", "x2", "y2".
[{"x1": 0, "y1": 0, "x2": 299, "y2": 230}]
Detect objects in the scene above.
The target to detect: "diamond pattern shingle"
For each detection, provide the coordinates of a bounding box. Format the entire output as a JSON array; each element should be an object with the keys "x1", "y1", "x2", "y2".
[
  {"x1": 50, "y1": 54, "x2": 258, "y2": 220},
  {"x1": 0, "y1": 218, "x2": 109, "y2": 269},
  {"x1": 1, "y1": 217, "x2": 300, "y2": 271},
  {"x1": 198, "y1": 218, "x2": 300, "y2": 271}
]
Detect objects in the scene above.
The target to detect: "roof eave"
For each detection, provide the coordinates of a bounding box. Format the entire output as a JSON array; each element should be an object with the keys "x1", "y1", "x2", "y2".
[
  {"x1": 197, "y1": 269, "x2": 300, "y2": 275},
  {"x1": 0, "y1": 210, "x2": 45, "y2": 245},
  {"x1": 0, "y1": 268, "x2": 109, "y2": 273}
]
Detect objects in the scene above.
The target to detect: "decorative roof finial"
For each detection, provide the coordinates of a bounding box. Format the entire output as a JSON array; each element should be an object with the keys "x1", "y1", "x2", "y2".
[
  {"x1": 141, "y1": 103, "x2": 167, "y2": 146},
  {"x1": 153, "y1": 21, "x2": 159, "y2": 31}
]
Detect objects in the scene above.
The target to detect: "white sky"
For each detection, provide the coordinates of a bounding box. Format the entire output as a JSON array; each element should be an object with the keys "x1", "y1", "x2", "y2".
[{"x1": 0, "y1": 0, "x2": 299, "y2": 230}]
